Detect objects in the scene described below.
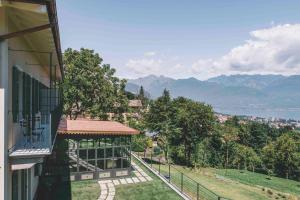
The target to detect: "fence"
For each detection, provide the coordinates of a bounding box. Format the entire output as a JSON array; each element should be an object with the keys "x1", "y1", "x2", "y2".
[{"x1": 134, "y1": 150, "x2": 230, "y2": 200}]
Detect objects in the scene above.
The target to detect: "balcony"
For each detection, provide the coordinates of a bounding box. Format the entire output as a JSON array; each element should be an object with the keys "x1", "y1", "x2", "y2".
[{"x1": 9, "y1": 104, "x2": 62, "y2": 158}]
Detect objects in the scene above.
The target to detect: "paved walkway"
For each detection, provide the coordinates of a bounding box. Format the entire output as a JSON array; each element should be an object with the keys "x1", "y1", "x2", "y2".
[{"x1": 98, "y1": 162, "x2": 153, "y2": 200}]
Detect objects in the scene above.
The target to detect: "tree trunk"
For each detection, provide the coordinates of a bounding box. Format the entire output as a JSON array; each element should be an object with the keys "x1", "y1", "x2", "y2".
[{"x1": 225, "y1": 144, "x2": 228, "y2": 175}]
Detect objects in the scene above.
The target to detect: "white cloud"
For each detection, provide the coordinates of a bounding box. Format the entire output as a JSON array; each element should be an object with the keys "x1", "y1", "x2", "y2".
[
  {"x1": 125, "y1": 24, "x2": 300, "y2": 80},
  {"x1": 144, "y1": 51, "x2": 156, "y2": 57},
  {"x1": 192, "y1": 24, "x2": 300, "y2": 79},
  {"x1": 126, "y1": 58, "x2": 163, "y2": 75}
]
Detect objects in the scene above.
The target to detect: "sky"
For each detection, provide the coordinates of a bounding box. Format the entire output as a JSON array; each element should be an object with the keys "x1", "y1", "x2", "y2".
[{"x1": 57, "y1": 0, "x2": 300, "y2": 80}]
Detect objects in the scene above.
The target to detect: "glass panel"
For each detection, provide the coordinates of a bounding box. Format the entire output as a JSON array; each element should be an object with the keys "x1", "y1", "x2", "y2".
[
  {"x1": 114, "y1": 147, "x2": 122, "y2": 157},
  {"x1": 106, "y1": 138, "x2": 112, "y2": 146},
  {"x1": 97, "y1": 160, "x2": 105, "y2": 170},
  {"x1": 99, "y1": 138, "x2": 105, "y2": 147},
  {"x1": 87, "y1": 160, "x2": 95, "y2": 171},
  {"x1": 80, "y1": 139, "x2": 88, "y2": 148},
  {"x1": 106, "y1": 148, "x2": 113, "y2": 158},
  {"x1": 97, "y1": 148, "x2": 105, "y2": 159},
  {"x1": 79, "y1": 165, "x2": 88, "y2": 172},
  {"x1": 69, "y1": 161, "x2": 78, "y2": 172},
  {"x1": 68, "y1": 139, "x2": 77, "y2": 150},
  {"x1": 116, "y1": 158, "x2": 122, "y2": 168},
  {"x1": 122, "y1": 158, "x2": 130, "y2": 168},
  {"x1": 79, "y1": 149, "x2": 87, "y2": 160},
  {"x1": 106, "y1": 159, "x2": 117, "y2": 169},
  {"x1": 87, "y1": 139, "x2": 94, "y2": 148},
  {"x1": 88, "y1": 149, "x2": 95, "y2": 160}
]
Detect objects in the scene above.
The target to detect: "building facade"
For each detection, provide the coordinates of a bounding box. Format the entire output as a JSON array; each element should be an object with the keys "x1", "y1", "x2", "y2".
[
  {"x1": 0, "y1": 1, "x2": 63, "y2": 199},
  {"x1": 58, "y1": 119, "x2": 139, "y2": 181}
]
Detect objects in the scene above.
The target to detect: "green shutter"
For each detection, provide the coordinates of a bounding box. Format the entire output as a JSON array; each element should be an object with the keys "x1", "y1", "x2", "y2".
[
  {"x1": 12, "y1": 67, "x2": 19, "y2": 122},
  {"x1": 22, "y1": 72, "x2": 26, "y2": 118}
]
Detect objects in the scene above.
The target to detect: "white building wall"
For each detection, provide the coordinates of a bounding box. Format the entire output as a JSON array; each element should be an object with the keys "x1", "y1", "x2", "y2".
[
  {"x1": 0, "y1": 6, "x2": 9, "y2": 200},
  {"x1": 1, "y1": 6, "x2": 51, "y2": 200}
]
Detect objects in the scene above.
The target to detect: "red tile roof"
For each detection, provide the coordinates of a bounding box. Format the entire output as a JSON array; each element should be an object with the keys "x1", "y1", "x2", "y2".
[{"x1": 58, "y1": 119, "x2": 139, "y2": 135}]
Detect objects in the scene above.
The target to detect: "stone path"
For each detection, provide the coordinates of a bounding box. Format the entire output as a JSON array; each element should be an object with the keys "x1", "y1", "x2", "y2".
[{"x1": 98, "y1": 162, "x2": 153, "y2": 200}]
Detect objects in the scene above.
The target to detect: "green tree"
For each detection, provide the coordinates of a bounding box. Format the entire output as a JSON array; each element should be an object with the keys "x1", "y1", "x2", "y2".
[
  {"x1": 219, "y1": 124, "x2": 239, "y2": 173},
  {"x1": 172, "y1": 97, "x2": 215, "y2": 166},
  {"x1": 262, "y1": 133, "x2": 300, "y2": 179},
  {"x1": 62, "y1": 48, "x2": 127, "y2": 120},
  {"x1": 145, "y1": 89, "x2": 174, "y2": 162},
  {"x1": 233, "y1": 144, "x2": 261, "y2": 171}
]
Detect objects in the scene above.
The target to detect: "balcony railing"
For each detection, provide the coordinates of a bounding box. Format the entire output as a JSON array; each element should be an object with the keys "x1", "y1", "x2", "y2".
[{"x1": 9, "y1": 104, "x2": 62, "y2": 158}]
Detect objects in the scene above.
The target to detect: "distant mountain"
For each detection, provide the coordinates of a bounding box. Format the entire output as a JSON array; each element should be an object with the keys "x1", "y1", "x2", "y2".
[
  {"x1": 207, "y1": 74, "x2": 285, "y2": 89},
  {"x1": 126, "y1": 74, "x2": 300, "y2": 119}
]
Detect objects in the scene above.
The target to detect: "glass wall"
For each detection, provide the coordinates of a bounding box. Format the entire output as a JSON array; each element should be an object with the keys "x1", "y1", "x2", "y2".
[{"x1": 67, "y1": 136, "x2": 131, "y2": 173}]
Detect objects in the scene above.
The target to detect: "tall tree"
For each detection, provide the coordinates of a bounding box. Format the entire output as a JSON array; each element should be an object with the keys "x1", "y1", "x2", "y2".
[
  {"x1": 263, "y1": 133, "x2": 300, "y2": 179},
  {"x1": 145, "y1": 89, "x2": 173, "y2": 162},
  {"x1": 62, "y1": 48, "x2": 127, "y2": 120},
  {"x1": 172, "y1": 97, "x2": 215, "y2": 165},
  {"x1": 220, "y1": 124, "x2": 239, "y2": 173}
]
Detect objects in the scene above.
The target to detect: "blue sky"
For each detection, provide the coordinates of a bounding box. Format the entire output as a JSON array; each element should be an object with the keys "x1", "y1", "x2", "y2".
[{"x1": 57, "y1": 0, "x2": 300, "y2": 80}]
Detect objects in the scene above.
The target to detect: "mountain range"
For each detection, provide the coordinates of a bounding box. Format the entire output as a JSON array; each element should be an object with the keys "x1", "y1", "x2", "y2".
[{"x1": 126, "y1": 74, "x2": 300, "y2": 120}]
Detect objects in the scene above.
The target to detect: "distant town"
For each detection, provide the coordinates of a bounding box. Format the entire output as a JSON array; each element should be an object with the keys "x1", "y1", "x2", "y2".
[{"x1": 215, "y1": 113, "x2": 300, "y2": 129}]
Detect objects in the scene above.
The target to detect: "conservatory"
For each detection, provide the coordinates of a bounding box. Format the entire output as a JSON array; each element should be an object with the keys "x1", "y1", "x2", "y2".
[{"x1": 58, "y1": 119, "x2": 139, "y2": 181}]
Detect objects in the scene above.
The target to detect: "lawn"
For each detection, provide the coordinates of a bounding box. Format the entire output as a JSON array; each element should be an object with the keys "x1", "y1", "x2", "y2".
[
  {"x1": 114, "y1": 157, "x2": 183, "y2": 200},
  {"x1": 71, "y1": 158, "x2": 183, "y2": 200},
  {"x1": 217, "y1": 169, "x2": 300, "y2": 196},
  {"x1": 152, "y1": 163, "x2": 300, "y2": 200},
  {"x1": 71, "y1": 180, "x2": 100, "y2": 200}
]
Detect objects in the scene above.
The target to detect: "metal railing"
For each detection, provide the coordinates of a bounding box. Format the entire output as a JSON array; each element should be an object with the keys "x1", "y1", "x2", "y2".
[
  {"x1": 134, "y1": 150, "x2": 230, "y2": 200},
  {"x1": 8, "y1": 104, "x2": 62, "y2": 154}
]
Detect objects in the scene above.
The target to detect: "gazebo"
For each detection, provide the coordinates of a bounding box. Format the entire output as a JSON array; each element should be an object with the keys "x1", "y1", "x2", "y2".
[{"x1": 58, "y1": 119, "x2": 139, "y2": 181}]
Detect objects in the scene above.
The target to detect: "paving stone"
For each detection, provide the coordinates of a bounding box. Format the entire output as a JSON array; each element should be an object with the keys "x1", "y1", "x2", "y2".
[
  {"x1": 126, "y1": 178, "x2": 133, "y2": 184},
  {"x1": 134, "y1": 172, "x2": 142, "y2": 177},
  {"x1": 99, "y1": 194, "x2": 107, "y2": 200},
  {"x1": 100, "y1": 184, "x2": 107, "y2": 190},
  {"x1": 132, "y1": 177, "x2": 140, "y2": 183},
  {"x1": 99, "y1": 180, "x2": 112, "y2": 184},
  {"x1": 107, "y1": 183, "x2": 114, "y2": 188},
  {"x1": 101, "y1": 189, "x2": 108, "y2": 195},
  {"x1": 138, "y1": 177, "x2": 147, "y2": 182},
  {"x1": 145, "y1": 176, "x2": 153, "y2": 181},
  {"x1": 98, "y1": 197, "x2": 106, "y2": 200},
  {"x1": 120, "y1": 178, "x2": 127, "y2": 184},
  {"x1": 112, "y1": 179, "x2": 120, "y2": 185},
  {"x1": 106, "y1": 195, "x2": 114, "y2": 200}
]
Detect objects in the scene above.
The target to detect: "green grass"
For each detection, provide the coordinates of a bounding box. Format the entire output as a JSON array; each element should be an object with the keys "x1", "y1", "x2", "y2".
[
  {"x1": 71, "y1": 158, "x2": 182, "y2": 200},
  {"x1": 71, "y1": 180, "x2": 100, "y2": 200},
  {"x1": 114, "y1": 157, "x2": 183, "y2": 200},
  {"x1": 151, "y1": 163, "x2": 300, "y2": 200},
  {"x1": 217, "y1": 169, "x2": 300, "y2": 196}
]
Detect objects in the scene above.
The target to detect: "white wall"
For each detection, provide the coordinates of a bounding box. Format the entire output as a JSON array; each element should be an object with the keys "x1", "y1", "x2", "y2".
[
  {"x1": 0, "y1": 5, "x2": 51, "y2": 200},
  {"x1": 0, "y1": 6, "x2": 9, "y2": 200}
]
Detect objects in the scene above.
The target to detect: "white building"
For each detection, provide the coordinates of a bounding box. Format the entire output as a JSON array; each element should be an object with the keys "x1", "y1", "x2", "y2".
[{"x1": 0, "y1": 1, "x2": 63, "y2": 199}]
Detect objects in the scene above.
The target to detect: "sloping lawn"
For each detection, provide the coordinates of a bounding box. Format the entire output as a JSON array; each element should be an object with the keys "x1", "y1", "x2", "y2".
[
  {"x1": 217, "y1": 169, "x2": 300, "y2": 196},
  {"x1": 152, "y1": 163, "x2": 300, "y2": 200},
  {"x1": 71, "y1": 180, "x2": 100, "y2": 200},
  {"x1": 114, "y1": 157, "x2": 183, "y2": 200}
]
